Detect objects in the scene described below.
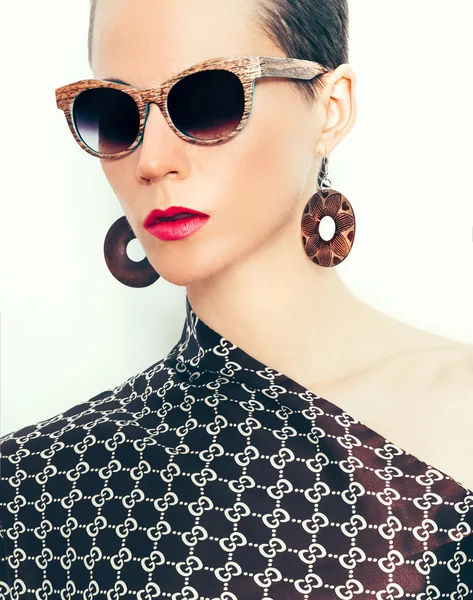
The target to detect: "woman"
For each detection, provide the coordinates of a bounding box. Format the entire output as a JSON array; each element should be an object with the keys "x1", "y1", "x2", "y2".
[{"x1": 1, "y1": 0, "x2": 472, "y2": 596}]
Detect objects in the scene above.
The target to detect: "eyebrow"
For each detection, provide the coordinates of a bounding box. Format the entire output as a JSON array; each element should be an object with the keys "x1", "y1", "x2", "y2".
[{"x1": 104, "y1": 77, "x2": 132, "y2": 86}]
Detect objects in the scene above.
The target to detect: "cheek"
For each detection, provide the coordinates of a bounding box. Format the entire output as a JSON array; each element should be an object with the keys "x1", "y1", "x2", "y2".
[
  {"x1": 100, "y1": 160, "x2": 132, "y2": 210},
  {"x1": 99, "y1": 157, "x2": 148, "y2": 237},
  {"x1": 210, "y1": 93, "x2": 313, "y2": 241}
]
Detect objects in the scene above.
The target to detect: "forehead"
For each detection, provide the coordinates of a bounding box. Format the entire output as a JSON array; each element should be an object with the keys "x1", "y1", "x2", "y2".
[{"x1": 91, "y1": 0, "x2": 276, "y2": 85}]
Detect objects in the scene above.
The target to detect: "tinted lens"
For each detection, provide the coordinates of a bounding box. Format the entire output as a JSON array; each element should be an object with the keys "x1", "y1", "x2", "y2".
[
  {"x1": 73, "y1": 87, "x2": 140, "y2": 155},
  {"x1": 167, "y1": 69, "x2": 245, "y2": 140}
]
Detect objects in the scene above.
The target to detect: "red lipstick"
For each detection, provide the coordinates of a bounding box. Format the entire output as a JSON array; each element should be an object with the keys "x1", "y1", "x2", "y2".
[{"x1": 143, "y1": 206, "x2": 210, "y2": 241}]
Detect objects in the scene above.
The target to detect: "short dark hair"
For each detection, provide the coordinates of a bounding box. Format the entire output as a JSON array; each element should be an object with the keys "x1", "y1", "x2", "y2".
[{"x1": 87, "y1": 0, "x2": 349, "y2": 184}]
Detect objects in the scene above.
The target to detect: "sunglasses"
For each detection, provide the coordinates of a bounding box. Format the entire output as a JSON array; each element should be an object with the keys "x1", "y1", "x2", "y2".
[{"x1": 55, "y1": 55, "x2": 329, "y2": 160}]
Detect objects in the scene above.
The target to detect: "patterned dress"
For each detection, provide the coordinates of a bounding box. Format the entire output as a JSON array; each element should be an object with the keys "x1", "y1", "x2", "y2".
[{"x1": 1, "y1": 296, "x2": 472, "y2": 599}]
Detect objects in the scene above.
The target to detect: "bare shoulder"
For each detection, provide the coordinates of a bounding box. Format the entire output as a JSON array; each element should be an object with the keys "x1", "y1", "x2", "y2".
[
  {"x1": 354, "y1": 339, "x2": 473, "y2": 490},
  {"x1": 363, "y1": 303, "x2": 473, "y2": 399},
  {"x1": 404, "y1": 342, "x2": 473, "y2": 489},
  {"x1": 425, "y1": 343, "x2": 473, "y2": 399},
  {"x1": 380, "y1": 338, "x2": 473, "y2": 398}
]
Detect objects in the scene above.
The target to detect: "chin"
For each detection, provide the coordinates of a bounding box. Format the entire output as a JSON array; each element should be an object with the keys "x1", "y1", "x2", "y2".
[
  {"x1": 149, "y1": 259, "x2": 224, "y2": 288},
  {"x1": 147, "y1": 239, "x2": 242, "y2": 287}
]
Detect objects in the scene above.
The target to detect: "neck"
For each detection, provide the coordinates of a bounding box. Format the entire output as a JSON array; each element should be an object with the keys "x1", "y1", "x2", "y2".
[{"x1": 186, "y1": 202, "x2": 382, "y2": 394}]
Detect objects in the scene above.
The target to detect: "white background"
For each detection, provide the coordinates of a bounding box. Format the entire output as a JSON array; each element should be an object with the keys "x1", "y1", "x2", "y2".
[{"x1": 1, "y1": 0, "x2": 472, "y2": 435}]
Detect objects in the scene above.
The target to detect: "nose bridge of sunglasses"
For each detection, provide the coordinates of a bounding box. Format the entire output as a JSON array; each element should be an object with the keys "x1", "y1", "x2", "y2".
[
  {"x1": 141, "y1": 91, "x2": 173, "y2": 135},
  {"x1": 141, "y1": 86, "x2": 167, "y2": 109}
]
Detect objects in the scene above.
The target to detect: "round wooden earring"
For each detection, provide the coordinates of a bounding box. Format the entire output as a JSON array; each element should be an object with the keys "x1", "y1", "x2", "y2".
[
  {"x1": 301, "y1": 188, "x2": 356, "y2": 267},
  {"x1": 104, "y1": 216, "x2": 160, "y2": 288}
]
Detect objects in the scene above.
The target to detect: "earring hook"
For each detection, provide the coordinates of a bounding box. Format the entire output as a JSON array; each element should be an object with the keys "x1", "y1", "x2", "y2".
[{"x1": 320, "y1": 155, "x2": 332, "y2": 192}]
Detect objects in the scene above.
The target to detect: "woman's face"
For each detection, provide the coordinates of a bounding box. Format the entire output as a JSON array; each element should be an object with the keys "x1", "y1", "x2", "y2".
[{"x1": 91, "y1": 0, "x2": 343, "y2": 287}]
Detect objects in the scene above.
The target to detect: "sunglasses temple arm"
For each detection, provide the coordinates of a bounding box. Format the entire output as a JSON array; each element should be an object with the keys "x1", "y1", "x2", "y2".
[{"x1": 259, "y1": 56, "x2": 329, "y2": 81}]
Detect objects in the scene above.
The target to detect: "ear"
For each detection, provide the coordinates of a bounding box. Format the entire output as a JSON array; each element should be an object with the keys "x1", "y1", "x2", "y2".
[{"x1": 315, "y1": 64, "x2": 358, "y2": 157}]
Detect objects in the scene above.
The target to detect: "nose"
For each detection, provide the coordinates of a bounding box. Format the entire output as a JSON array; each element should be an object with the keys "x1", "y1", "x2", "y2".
[{"x1": 136, "y1": 102, "x2": 183, "y2": 184}]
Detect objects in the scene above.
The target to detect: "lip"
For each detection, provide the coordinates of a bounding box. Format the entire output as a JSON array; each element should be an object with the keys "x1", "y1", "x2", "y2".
[
  {"x1": 143, "y1": 205, "x2": 210, "y2": 228},
  {"x1": 143, "y1": 206, "x2": 210, "y2": 241}
]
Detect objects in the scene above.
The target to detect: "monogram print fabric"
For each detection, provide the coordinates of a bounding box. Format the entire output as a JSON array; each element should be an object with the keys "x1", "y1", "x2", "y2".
[{"x1": 0, "y1": 296, "x2": 472, "y2": 599}]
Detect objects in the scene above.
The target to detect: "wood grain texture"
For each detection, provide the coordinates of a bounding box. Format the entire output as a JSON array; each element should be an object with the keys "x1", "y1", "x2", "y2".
[
  {"x1": 56, "y1": 55, "x2": 330, "y2": 159},
  {"x1": 301, "y1": 189, "x2": 356, "y2": 268},
  {"x1": 259, "y1": 56, "x2": 329, "y2": 80}
]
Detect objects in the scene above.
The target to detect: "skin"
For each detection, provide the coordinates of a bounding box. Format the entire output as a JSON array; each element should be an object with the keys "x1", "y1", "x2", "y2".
[{"x1": 91, "y1": 0, "x2": 473, "y2": 489}]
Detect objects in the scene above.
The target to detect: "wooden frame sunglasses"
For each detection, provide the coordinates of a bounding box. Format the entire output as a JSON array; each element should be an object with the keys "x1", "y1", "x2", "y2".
[{"x1": 55, "y1": 55, "x2": 330, "y2": 160}]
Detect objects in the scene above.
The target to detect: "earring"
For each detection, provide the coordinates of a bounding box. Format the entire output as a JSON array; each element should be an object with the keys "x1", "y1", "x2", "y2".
[
  {"x1": 103, "y1": 216, "x2": 160, "y2": 288},
  {"x1": 301, "y1": 156, "x2": 356, "y2": 267}
]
